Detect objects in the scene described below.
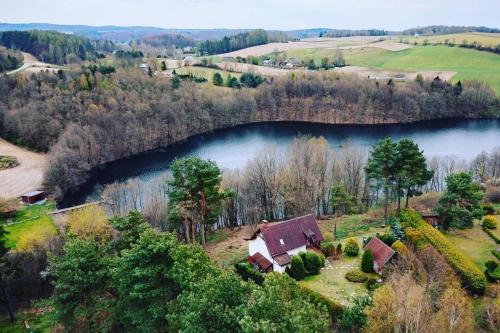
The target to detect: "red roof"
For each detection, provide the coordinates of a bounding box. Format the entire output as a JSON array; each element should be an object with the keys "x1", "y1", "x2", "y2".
[
  {"x1": 364, "y1": 237, "x2": 395, "y2": 269},
  {"x1": 274, "y1": 253, "x2": 292, "y2": 266},
  {"x1": 249, "y1": 252, "x2": 272, "y2": 271},
  {"x1": 258, "y1": 214, "x2": 324, "y2": 257}
]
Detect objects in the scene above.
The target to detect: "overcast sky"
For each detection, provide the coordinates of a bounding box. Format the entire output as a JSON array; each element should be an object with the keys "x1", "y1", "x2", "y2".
[{"x1": 1, "y1": 0, "x2": 498, "y2": 30}]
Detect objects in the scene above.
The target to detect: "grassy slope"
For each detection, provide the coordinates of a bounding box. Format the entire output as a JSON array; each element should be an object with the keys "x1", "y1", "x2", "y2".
[
  {"x1": 401, "y1": 32, "x2": 500, "y2": 46},
  {"x1": 345, "y1": 46, "x2": 500, "y2": 94},
  {"x1": 1, "y1": 202, "x2": 57, "y2": 249},
  {"x1": 174, "y1": 66, "x2": 242, "y2": 85}
]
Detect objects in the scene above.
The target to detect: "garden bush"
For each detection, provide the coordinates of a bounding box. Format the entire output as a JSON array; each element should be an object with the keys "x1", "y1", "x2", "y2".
[
  {"x1": 234, "y1": 262, "x2": 264, "y2": 285},
  {"x1": 361, "y1": 250, "x2": 374, "y2": 273},
  {"x1": 403, "y1": 227, "x2": 428, "y2": 249},
  {"x1": 492, "y1": 249, "x2": 500, "y2": 261},
  {"x1": 344, "y1": 238, "x2": 359, "y2": 257},
  {"x1": 482, "y1": 215, "x2": 498, "y2": 229},
  {"x1": 304, "y1": 251, "x2": 323, "y2": 275},
  {"x1": 288, "y1": 255, "x2": 306, "y2": 281},
  {"x1": 345, "y1": 269, "x2": 368, "y2": 283},
  {"x1": 485, "y1": 261, "x2": 500, "y2": 282},
  {"x1": 481, "y1": 203, "x2": 495, "y2": 215},
  {"x1": 400, "y1": 209, "x2": 487, "y2": 294},
  {"x1": 321, "y1": 241, "x2": 336, "y2": 257},
  {"x1": 378, "y1": 232, "x2": 396, "y2": 246},
  {"x1": 336, "y1": 243, "x2": 342, "y2": 256},
  {"x1": 391, "y1": 240, "x2": 408, "y2": 255}
]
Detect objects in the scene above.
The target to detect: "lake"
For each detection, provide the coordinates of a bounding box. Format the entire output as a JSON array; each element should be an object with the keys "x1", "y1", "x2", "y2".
[{"x1": 60, "y1": 119, "x2": 500, "y2": 207}]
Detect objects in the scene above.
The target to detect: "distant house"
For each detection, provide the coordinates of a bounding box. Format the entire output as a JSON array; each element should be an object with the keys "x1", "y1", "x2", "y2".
[
  {"x1": 21, "y1": 191, "x2": 47, "y2": 205},
  {"x1": 363, "y1": 237, "x2": 395, "y2": 273},
  {"x1": 183, "y1": 55, "x2": 195, "y2": 65},
  {"x1": 182, "y1": 46, "x2": 195, "y2": 54},
  {"x1": 222, "y1": 56, "x2": 235, "y2": 62},
  {"x1": 419, "y1": 211, "x2": 439, "y2": 227},
  {"x1": 262, "y1": 59, "x2": 272, "y2": 65},
  {"x1": 245, "y1": 214, "x2": 324, "y2": 273}
]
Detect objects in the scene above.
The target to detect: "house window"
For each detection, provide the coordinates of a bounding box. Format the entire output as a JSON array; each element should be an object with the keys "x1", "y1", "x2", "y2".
[{"x1": 279, "y1": 239, "x2": 284, "y2": 245}]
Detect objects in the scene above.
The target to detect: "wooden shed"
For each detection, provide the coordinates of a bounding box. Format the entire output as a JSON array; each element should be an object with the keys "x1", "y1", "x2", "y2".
[
  {"x1": 21, "y1": 191, "x2": 47, "y2": 204},
  {"x1": 419, "y1": 211, "x2": 439, "y2": 227}
]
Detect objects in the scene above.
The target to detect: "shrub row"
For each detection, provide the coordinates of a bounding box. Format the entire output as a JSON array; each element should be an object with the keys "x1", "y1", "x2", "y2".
[
  {"x1": 234, "y1": 262, "x2": 265, "y2": 285},
  {"x1": 400, "y1": 210, "x2": 487, "y2": 294},
  {"x1": 483, "y1": 228, "x2": 500, "y2": 244},
  {"x1": 492, "y1": 249, "x2": 500, "y2": 261},
  {"x1": 299, "y1": 284, "x2": 344, "y2": 320}
]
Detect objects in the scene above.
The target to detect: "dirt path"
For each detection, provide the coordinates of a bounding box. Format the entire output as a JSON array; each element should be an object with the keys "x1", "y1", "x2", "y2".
[
  {"x1": 0, "y1": 139, "x2": 47, "y2": 199},
  {"x1": 7, "y1": 52, "x2": 64, "y2": 75}
]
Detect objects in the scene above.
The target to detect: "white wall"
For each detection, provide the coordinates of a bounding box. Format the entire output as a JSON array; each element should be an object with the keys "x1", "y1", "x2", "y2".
[{"x1": 248, "y1": 236, "x2": 308, "y2": 273}]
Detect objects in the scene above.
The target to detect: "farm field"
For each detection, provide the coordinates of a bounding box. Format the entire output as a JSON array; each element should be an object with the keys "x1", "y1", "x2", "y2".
[
  {"x1": 444, "y1": 220, "x2": 498, "y2": 271},
  {"x1": 344, "y1": 45, "x2": 500, "y2": 94},
  {"x1": 401, "y1": 32, "x2": 500, "y2": 46},
  {"x1": 2, "y1": 202, "x2": 56, "y2": 249}
]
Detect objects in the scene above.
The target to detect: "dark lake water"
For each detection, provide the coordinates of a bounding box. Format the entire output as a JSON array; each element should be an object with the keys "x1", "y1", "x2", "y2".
[{"x1": 60, "y1": 119, "x2": 500, "y2": 207}]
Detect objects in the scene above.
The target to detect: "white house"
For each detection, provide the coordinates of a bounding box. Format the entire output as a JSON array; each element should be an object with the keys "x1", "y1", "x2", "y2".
[{"x1": 245, "y1": 214, "x2": 324, "y2": 273}]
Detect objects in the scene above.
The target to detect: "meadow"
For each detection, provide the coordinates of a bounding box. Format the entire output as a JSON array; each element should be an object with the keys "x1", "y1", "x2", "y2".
[{"x1": 400, "y1": 32, "x2": 500, "y2": 46}]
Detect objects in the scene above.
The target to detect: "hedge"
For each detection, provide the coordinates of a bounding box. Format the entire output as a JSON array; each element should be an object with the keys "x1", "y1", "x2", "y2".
[
  {"x1": 299, "y1": 284, "x2": 344, "y2": 320},
  {"x1": 483, "y1": 227, "x2": 500, "y2": 244},
  {"x1": 400, "y1": 210, "x2": 487, "y2": 294},
  {"x1": 234, "y1": 262, "x2": 265, "y2": 285},
  {"x1": 492, "y1": 249, "x2": 500, "y2": 261}
]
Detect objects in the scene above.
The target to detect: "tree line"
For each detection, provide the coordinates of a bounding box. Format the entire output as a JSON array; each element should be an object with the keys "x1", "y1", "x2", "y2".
[
  {"x1": 402, "y1": 25, "x2": 500, "y2": 36},
  {"x1": 0, "y1": 46, "x2": 22, "y2": 72},
  {"x1": 0, "y1": 67, "x2": 497, "y2": 197},
  {"x1": 197, "y1": 29, "x2": 288, "y2": 55},
  {"x1": 0, "y1": 30, "x2": 114, "y2": 65}
]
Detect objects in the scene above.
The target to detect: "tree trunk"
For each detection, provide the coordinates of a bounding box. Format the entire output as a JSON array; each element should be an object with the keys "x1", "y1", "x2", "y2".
[
  {"x1": 0, "y1": 282, "x2": 15, "y2": 322},
  {"x1": 384, "y1": 185, "x2": 389, "y2": 221},
  {"x1": 405, "y1": 186, "x2": 411, "y2": 208},
  {"x1": 183, "y1": 207, "x2": 190, "y2": 243},
  {"x1": 200, "y1": 223, "x2": 206, "y2": 248},
  {"x1": 396, "y1": 182, "x2": 401, "y2": 212}
]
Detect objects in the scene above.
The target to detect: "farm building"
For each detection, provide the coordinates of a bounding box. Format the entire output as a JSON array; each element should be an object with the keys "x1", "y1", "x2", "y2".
[
  {"x1": 21, "y1": 191, "x2": 47, "y2": 204},
  {"x1": 363, "y1": 237, "x2": 395, "y2": 273},
  {"x1": 245, "y1": 214, "x2": 324, "y2": 272},
  {"x1": 419, "y1": 211, "x2": 439, "y2": 227}
]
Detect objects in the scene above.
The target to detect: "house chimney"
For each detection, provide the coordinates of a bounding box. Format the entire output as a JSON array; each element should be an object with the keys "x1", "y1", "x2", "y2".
[{"x1": 261, "y1": 220, "x2": 269, "y2": 230}]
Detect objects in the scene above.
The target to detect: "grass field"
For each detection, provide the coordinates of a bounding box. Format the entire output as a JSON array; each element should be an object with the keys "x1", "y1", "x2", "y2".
[
  {"x1": 1, "y1": 202, "x2": 56, "y2": 249},
  {"x1": 345, "y1": 46, "x2": 500, "y2": 94},
  {"x1": 174, "y1": 66, "x2": 242, "y2": 85},
  {"x1": 0, "y1": 310, "x2": 53, "y2": 333},
  {"x1": 401, "y1": 32, "x2": 500, "y2": 46},
  {"x1": 444, "y1": 220, "x2": 498, "y2": 271}
]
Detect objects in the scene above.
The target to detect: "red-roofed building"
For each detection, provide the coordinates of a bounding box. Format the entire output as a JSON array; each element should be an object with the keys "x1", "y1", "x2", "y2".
[
  {"x1": 245, "y1": 214, "x2": 324, "y2": 272},
  {"x1": 363, "y1": 237, "x2": 395, "y2": 273}
]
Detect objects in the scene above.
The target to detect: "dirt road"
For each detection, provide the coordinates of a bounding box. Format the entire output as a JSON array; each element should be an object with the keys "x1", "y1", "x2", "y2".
[
  {"x1": 0, "y1": 139, "x2": 47, "y2": 199},
  {"x1": 7, "y1": 52, "x2": 63, "y2": 75}
]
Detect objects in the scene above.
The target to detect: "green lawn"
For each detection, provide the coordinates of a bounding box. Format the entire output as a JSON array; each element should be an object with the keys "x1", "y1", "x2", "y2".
[
  {"x1": 400, "y1": 32, "x2": 500, "y2": 47},
  {"x1": 318, "y1": 214, "x2": 388, "y2": 241},
  {"x1": 174, "y1": 66, "x2": 242, "y2": 85},
  {"x1": 344, "y1": 46, "x2": 500, "y2": 95},
  {"x1": 0, "y1": 310, "x2": 53, "y2": 333},
  {"x1": 1, "y1": 202, "x2": 57, "y2": 249},
  {"x1": 301, "y1": 232, "x2": 380, "y2": 304},
  {"x1": 444, "y1": 220, "x2": 498, "y2": 271}
]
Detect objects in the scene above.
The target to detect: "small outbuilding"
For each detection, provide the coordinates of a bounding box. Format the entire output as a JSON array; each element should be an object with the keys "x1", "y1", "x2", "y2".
[
  {"x1": 363, "y1": 237, "x2": 395, "y2": 273},
  {"x1": 419, "y1": 211, "x2": 439, "y2": 227},
  {"x1": 21, "y1": 191, "x2": 47, "y2": 205}
]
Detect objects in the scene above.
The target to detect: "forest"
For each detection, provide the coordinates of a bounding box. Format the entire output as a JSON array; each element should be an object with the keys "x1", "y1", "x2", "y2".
[
  {"x1": 0, "y1": 66, "x2": 497, "y2": 197},
  {"x1": 134, "y1": 33, "x2": 196, "y2": 49},
  {"x1": 196, "y1": 29, "x2": 288, "y2": 55},
  {"x1": 0, "y1": 30, "x2": 114, "y2": 65},
  {"x1": 0, "y1": 46, "x2": 22, "y2": 72}
]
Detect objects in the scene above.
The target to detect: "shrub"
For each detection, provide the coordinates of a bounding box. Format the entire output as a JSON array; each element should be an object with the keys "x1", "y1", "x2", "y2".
[
  {"x1": 481, "y1": 203, "x2": 495, "y2": 215},
  {"x1": 321, "y1": 241, "x2": 335, "y2": 257},
  {"x1": 485, "y1": 260, "x2": 498, "y2": 272},
  {"x1": 299, "y1": 284, "x2": 344, "y2": 320},
  {"x1": 400, "y1": 209, "x2": 487, "y2": 294},
  {"x1": 404, "y1": 227, "x2": 428, "y2": 249},
  {"x1": 234, "y1": 262, "x2": 265, "y2": 285},
  {"x1": 345, "y1": 269, "x2": 368, "y2": 283},
  {"x1": 378, "y1": 232, "x2": 396, "y2": 246},
  {"x1": 304, "y1": 251, "x2": 323, "y2": 275},
  {"x1": 482, "y1": 215, "x2": 498, "y2": 229},
  {"x1": 336, "y1": 243, "x2": 342, "y2": 256},
  {"x1": 391, "y1": 240, "x2": 408, "y2": 255},
  {"x1": 361, "y1": 250, "x2": 374, "y2": 273},
  {"x1": 485, "y1": 261, "x2": 500, "y2": 282},
  {"x1": 288, "y1": 255, "x2": 306, "y2": 281},
  {"x1": 366, "y1": 277, "x2": 381, "y2": 291},
  {"x1": 344, "y1": 238, "x2": 360, "y2": 257}
]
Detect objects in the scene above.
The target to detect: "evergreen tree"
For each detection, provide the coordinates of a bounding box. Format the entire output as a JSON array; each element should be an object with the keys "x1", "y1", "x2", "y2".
[
  {"x1": 161, "y1": 60, "x2": 167, "y2": 71},
  {"x1": 213, "y1": 72, "x2": 224, "y2": 86},
  {"x1": 361, "y1": 250, "x2": 374, "y2": 273},
  {"x1": 365, "y1": 138, "x2": 398, "y2": 220},
  {"x1": 0, "y1": 225, "x2": 15, "y2": 322},
  {"x1": 395, "y1": 139, "x2": 433, "y2": 210},
  {"x1": 436, "y1": 172, "x2": 484, "y2": 229}
]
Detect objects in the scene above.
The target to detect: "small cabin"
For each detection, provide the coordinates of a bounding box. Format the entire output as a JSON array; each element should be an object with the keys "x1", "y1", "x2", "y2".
[
  {"x1": 21, "y1": 191, "x2": 47, "y2": 205},
  {"x1": 420, "y1": 211, "x2": 439, "y2": 227}
]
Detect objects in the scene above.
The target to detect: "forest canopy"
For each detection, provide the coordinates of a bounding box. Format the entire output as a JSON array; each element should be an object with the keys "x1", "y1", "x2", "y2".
[{"x1": 0, "y1": 30, "x2": 114, "y2": 64}]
